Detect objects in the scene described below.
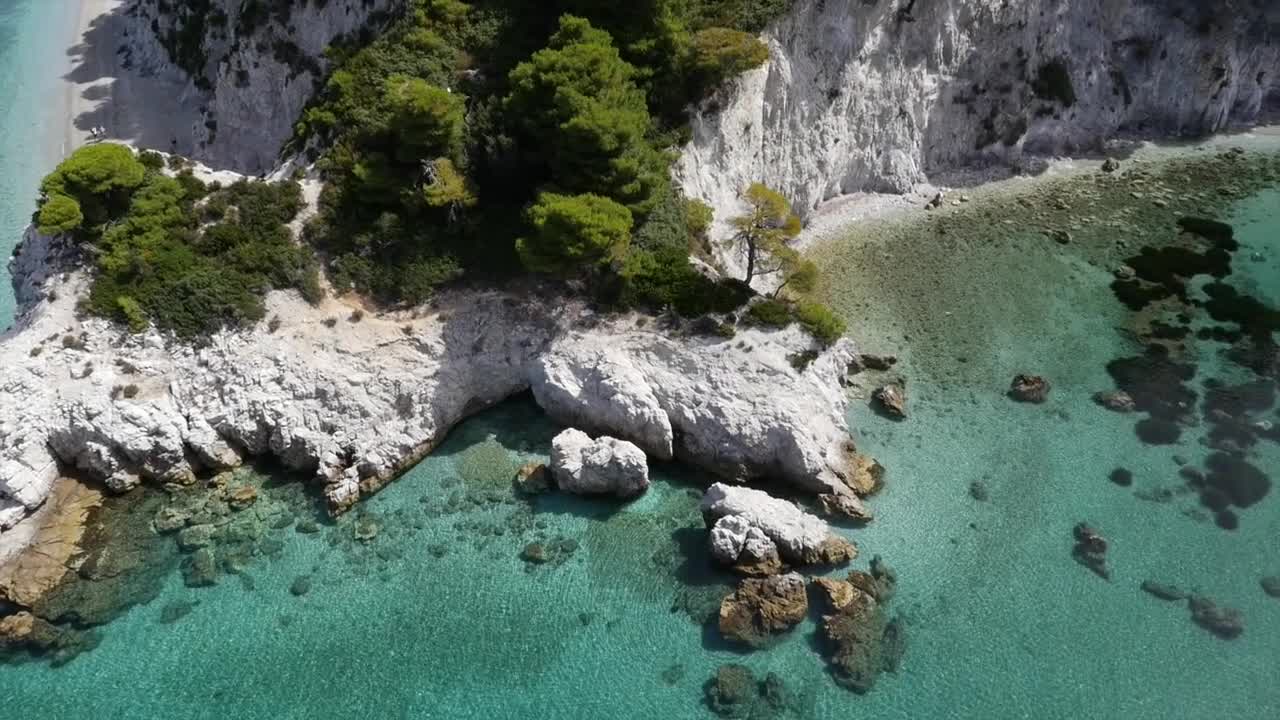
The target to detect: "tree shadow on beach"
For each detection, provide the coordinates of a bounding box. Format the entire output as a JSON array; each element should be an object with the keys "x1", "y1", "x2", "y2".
[{"x1": 63, "y1": 4, "x2": 197, "y2": 158}]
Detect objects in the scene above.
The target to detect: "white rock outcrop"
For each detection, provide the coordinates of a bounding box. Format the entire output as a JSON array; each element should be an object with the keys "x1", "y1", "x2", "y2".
[
  {"x1": 123, "y1": 0, "x2": 399, "y2": 172},
  {"x1": 679, "y1": 0, "x2": 1280, "y2": 226},
  {"x1": 709, "y1": 514, "x2": 781, "y2": 570},
  {"x1": 701, "y1": 482, "x2": 857, "y2": 566},
  {"x1": 549, "y1": 429, "x2": 650, "y2": 499},
  {"x1": 0, "y1": 236, "x2": 862, "y2": 551}
]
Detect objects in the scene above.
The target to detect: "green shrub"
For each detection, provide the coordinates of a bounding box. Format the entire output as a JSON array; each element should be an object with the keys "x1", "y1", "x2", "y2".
[
  {"x1": 37, "y1": 194, "x2": 84, "y2": 235},
  {"x1": 616, "y1": 244, "x2": 751, "y2": 316},
  {"x1": 688, "y1": 27, "x2": 769, "y2": 92},
  {"x1": 794, "y1": 301, "x2": 846, "y2": 345},
  {"x1": 40, "y1": 144, "x2": 145, "y2": 229},
  {"x1": 746, "y1": 298, "x2": 790, "y2": 327},
  {"x1": 138, "y1": 150, "x2": 166, "y2": 171},
  {"x1": 517, "y1": 192, "x2": 633, "y2": 274}
]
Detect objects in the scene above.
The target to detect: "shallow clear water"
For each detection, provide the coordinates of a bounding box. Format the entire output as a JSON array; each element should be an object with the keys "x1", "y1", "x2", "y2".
[{"x1": 0, "y1": 0, "x2": 75, "y2": 327}]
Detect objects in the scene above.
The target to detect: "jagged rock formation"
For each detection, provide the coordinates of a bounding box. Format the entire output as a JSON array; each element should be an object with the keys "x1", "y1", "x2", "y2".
[
  {"x1": 0, "y1": 231, "x2": 860, "y2": 548},
  {"x1": 701, "y1": 482, "x2": 858, "y2": 566},
  {"x1": 678, "y1": 0, "x2": 1280, "y2": 223},
  {"x1": 122, "y1": 0, "x2": 399, "y2": 171}
]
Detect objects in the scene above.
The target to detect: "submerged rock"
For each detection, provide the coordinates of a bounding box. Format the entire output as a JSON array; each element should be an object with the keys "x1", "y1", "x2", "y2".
[
  {"x1": 1109, "y1": 468, "x2": 1134, "y2": 487},
  {"x1": 1188, "y1": 595, "x2": 1244, "y2": 640},
  {"x1": 182, "y1": 548, "x2": 218, "y2": 588},
  {"x1": 1140, "y1": 580, "x2": 1188, "y2": 602},
  {"x1": 968, "y1": 480, "x2": 990, "y2": 501},
  {"x1": 705, "y1": 664, "x2": 757, "y2": 718},
  {"x1": 872, "y1": 383, "x2": 907, "y2": 419},
  {"x1": 701, "y1": 483, "x2": 856, "y2": 567},
  {"x1": 1071, "y1": 523, "x2": 1110, "y2": 580},
  {"x1": 1101, "y1": 158, "x2": 1121, "y2": 173},
  {"x1": 1093, "y1": 390, "x2": 1137, "y2": 413},
  {"x1": 0, "y1": 611, "x2": 94, "y2": 665},
  {"x1": 549, "y1": 429, "x2": 649, "y2": 500},
  {"x1": 226, "y1": 485, "x2": 258, "y2": 511},
  {"x1": 289, "y1": 575, "x2": 312, "y2": 597},
  {"x1": 1009, "y1": 374, "x2": 1051, "y2": 403},
  {"x1": 814, "y1": 556, "x2": 902, "y2": 694},
  {"x1": 1260, "y1": 576, "x2": 1280, "y2": 599},
  {"x1": 158, "y1": 600, "x2": 198, "y2": 624},
  {"x1": 718, "y1": 572, "x2": 808, "y2": 648}
]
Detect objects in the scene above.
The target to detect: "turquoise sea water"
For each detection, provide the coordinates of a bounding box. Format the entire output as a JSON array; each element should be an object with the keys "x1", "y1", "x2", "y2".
[{"x1": 0, "y1": 0, "x2": 75, "y2": 327}]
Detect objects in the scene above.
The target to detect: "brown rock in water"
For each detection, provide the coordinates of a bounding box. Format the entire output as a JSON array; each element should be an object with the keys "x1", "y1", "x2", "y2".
[
  {"x1": 812, "y1": 577, "x2": 857, "y2": 611},
  {"x1": 0, "y1": 611, "x2": 93, "y2": 665},
  {"x1": 226, "y1": 485, "x2": 258, "y2": 511},
  {"x1": 718, "y1": 572, "x2": 808, "y2": 648},
  {"x1": 805, "y1": 535, "x2": 859, "y2": 567},
  {"x1": 872, "y1": 383, "x2": 907, "y2": 419},
  {"x1": 0, "y1": 477, "x2": 102, "y2": 609},
  {"x1": 520, "y1": 543, "x2": 549, "y2": 564},
  {"x1": 818, "y1": 492, "x2": 872, "y2": 523},
  {"x1": 856, "y1": 353, "x2": 898, "y2": 372},
  {"x1": 1009, "y1": 374, "x2": 1051, "y2": 403},
  {"x1": 513, "y1": 462, "x2": 550, "y2": 495},
  {"x1": 1101, "y1": 157, "x2": 1121, "y2": 173},
  {"x1": 817, "y1": 555, "x2": 903, "y2": 693},
  {"x1": 1092, "y1": 390, "x2": 1136, "y2": 413},
  {"x1": 846, "y1": 453, "x2": 886, "y2": 496},
  {"x1": 821, "y1": 586, "x2": 889, "y2": 693}
]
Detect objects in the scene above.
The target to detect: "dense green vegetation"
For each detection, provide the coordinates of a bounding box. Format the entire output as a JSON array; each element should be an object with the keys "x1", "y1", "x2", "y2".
[
  {"x1": 36, "y1": 144, "x2": 316, "y2": 338},
  {"x1": 49, "y1": 0, "x2": 846, "y2": 346},
  {"x1": 293, "y1": 0, "x2": 785, "y2": 315}
]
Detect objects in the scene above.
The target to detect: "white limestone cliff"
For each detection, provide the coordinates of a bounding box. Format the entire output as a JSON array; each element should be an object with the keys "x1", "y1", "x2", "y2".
[
  {"x1": 122, "y1": 0, "x2": 399, "y2": 172},
  {"x1": 678, "y1": 0, "x2": 1280, "y2": 227},
  {"x1": 0, "y1": 230, "x2": 862, "y2": 546}
]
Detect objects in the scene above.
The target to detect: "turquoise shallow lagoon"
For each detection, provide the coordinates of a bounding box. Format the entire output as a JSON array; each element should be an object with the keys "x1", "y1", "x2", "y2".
[{"x1": 2, "y1": 166, "x2": 1276, "y2": 717}]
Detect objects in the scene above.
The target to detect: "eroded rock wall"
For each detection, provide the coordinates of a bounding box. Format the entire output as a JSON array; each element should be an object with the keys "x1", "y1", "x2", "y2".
[
  {"x1": 123, "y1": 0, "x2": 400, "y2": 171},
  {"x1": 678, "y1": 0, "x2": 1280, "y2": 220}
]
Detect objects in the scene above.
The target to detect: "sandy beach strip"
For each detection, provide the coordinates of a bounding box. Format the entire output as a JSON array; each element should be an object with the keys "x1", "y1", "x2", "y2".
[{"x1": 61, "y1": 0, "x2": 124, "y2": 159}]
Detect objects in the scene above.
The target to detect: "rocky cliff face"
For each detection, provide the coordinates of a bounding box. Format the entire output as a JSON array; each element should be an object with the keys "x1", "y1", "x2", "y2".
[
  {"x1": 123, "y1": 0, "x2": 399, "y2": 172},
  {"x1": 0, "y1": 230, "x2": 861, "y2": 543},
  {"x1": 678, "y1": 0, "x2": 1280, "y2": 220}
]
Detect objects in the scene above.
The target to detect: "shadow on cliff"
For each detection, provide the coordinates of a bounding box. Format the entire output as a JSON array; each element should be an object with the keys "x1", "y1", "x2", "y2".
[{"x1": 63, "y1": 5, "x2": 196, "y2": 157}]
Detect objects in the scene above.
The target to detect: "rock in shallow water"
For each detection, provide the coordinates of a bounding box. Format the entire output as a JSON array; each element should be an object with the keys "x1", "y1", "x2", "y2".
[
  {"x1": 1188, "y1": 595, "x2": 1244, "y2": 640},
  {"x1": 718, "y1": 572, "x2": 808, "y2": 648},
  {"x1": 1009, "y1": 374, "x2": 1051, "y2": 403},
  {"x1": 872, "y1": 383, "x2": 907, "y2": 419},
  {"x1": 701, "y1": 483, "x2": 856, "y2": 567},
  {"x1": 1093, "y1": 390, "x2": 1137, "y2": 413},
  {"x1": 550, "y1": 429, "x2": 649, "y2": 499},
  {"x1": 512, "y1": 462, "x2": 550, "y2": 495}
]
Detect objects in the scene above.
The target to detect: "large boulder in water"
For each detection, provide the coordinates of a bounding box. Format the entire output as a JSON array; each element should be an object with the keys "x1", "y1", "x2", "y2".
[
  {"x1": 815, "y1": 557, "x2": 902, "y2": 693},
  {"x1": 549, "y1": 429, "x2": 649, "y2": 499},
  {"x1": 718, "y1": 572, "x2": 808, "y2": 648},
  {"x1": 701, "y1": 483, "x2": 856, "y2": 567}
]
